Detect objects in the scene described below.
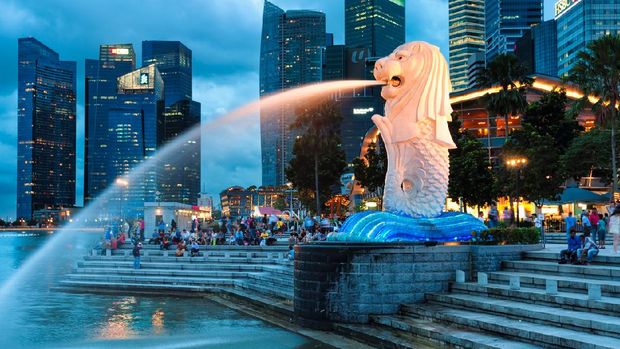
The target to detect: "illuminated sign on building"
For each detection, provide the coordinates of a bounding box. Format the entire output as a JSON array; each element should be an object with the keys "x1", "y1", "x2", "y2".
[
  {"x1": 139, "y1": 73, "x2": 149, "y2": 85},
  {"x1": 110, "y1": 48, "x2": 130, "y2": 55},
  {"x1": 555, "y1": 0, "x2": 582, "y2": 18},
  {"x1": 353, "y1": 107, "x2": 374, "y2": 115}
]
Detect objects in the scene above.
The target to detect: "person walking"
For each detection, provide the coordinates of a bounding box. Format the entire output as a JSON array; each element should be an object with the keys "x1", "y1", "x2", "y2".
[
  {"x1": 609, "y1": 206, "x2": 620, "y2": 253},
  {"x1": 132, "y1": 242, "x2": 142, "y2": 269}
]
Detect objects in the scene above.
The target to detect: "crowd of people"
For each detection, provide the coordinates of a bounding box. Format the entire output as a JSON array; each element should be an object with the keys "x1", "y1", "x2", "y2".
[{"x1": 559, "y1": 206, "x2": 620, "y2": 265}]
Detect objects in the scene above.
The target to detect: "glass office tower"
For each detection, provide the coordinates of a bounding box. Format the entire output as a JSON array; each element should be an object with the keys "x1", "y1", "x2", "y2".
[
  {"x1": 485, "y1": 0, "x2": 543, "y2": 64},
  {"x1": 108, "y1": 65, "x2": 164, "y2": 218},
  {"x1": 532, "y1": 19, "x2": 558, "y2": 77},
  {"x1": 85, "y1": 44, "x2": 135, "y2": 203},
  {"x1": 259, "y1": 1, "x2": 326, "y2": 186},
  {"x1": 556, "y1": 0, "x2": 620, "y2": 77},
  {"x1": 142, "y1": 41, "x2": 192, "y2": 106},
  {"x1": 344, "y1": 0, "x2": 405, "y2": 57},
  {"x1": 17, "y1": 38, "x2": 76, "y2": 219},
  {"x1": 449, "y1": 0, "x2": 486, "y2": 92}
]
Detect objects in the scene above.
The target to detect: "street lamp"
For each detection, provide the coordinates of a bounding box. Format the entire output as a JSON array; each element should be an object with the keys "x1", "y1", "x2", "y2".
[
  {"x1": 505, "y1": 157, "x2": 527, "y2": 225},
  {"x1": 287, "y1": 182, "x2": 294, "y2": 232},
  {"x1": 116, "y1": 178, "x2": 129, "y2": 221}
]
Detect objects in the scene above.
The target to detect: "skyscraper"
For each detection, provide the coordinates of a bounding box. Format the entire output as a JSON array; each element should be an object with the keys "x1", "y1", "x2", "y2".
[
  {"x1": 85, "y1": 44, "x2": 135, "y2": 202},
  {"x1": 160, "y1": 99, "x2": 201, "y2": 205},
  {"x1": 485, "y1": 0, "x2": 543, "y2": 64},
  {"x1": 556, "y1": 0, "x2": 620, "y2": 77},
  {"x1": 108, "y1": 64, "x2": 164, "y2": 218},
  {"x1": 448, "y1": 0, "x2": 486, "y2": 92},
  {"x1": 260, "y1": 1, "x2": 326, "y2": 186},
  {"x1": 17, "y1": 38, "x2": 76, "y2": 219},
  {"x1": 142, "y1": 41, "x2": 192, "y2": 106},
  {"x1": 532, "y1": 20, "x2": 558, "y2": 77},
  {"x1": 344, "y1": 0, "x2": 405, "y2": 57},
  {"x1": 142, "y1": 40, "x2": 200, "y2": 205}
]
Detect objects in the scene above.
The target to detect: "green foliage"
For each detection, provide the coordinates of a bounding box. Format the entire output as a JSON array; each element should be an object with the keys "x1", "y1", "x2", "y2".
[
  {"x1": 273, "y1": 196, "x2": 287, "y2": 211},
  {"x1": 499, "y1": 90, "x2": 579, "y2": 206},
  {"x1": 448, "y1": 116, "x2": 496, "y2": 210},
  {"x1": 352, "y1": 140, "x2": 387, "y2": 195},
  {"x1": 286, "y1": 100, "x2": 347, "y2": 213},
  {"x1": 567, "y1": 34, "x2": 620, "y2": 193},
  {"x1": 471, "y1": 227, "x2": 540, "y2": 245},
  {"x1": 478, "y1": 54, "x2": 533, "y2": 124},
  {"x1": 561, "y1": 127, "x2": 618, "y2": 184}
]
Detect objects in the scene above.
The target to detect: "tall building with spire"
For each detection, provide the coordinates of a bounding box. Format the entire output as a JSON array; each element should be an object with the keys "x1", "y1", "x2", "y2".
[
  {"x1": 17, "y1": 38, "x2": 76, "y2": 219},
  {"x1": 448, "y1": 0, "x2": 486, "y2": 92},
  {"x1": 260, "y1": 1, "x2": 326, "y2": 186}
]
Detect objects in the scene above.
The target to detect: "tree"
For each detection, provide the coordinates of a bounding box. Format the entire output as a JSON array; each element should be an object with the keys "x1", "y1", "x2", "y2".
[
  {"x1": 447, "y1": 116, "x2": 496, "y2": 213},
  {"x1": 352, "y1": 140, "x2": 387, "y2": 198},
  {"x1": 499, "y1": 90, "x2": 580, "y2": 207},
  {"x1": 567, "y1": 34, "x2": 620, "y2": 198},
  {"x1": 478, "y1": 54, "x2": 533, "y2": 139},
  {"x1": 286, "y1": 99, "x2": 346, "y2": 214},
  {"x1": 561, "y1": 128, "x2": 619, "y2": 185}
]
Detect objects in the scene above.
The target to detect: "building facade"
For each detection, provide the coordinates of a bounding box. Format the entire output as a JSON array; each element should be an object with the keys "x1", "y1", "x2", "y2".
[
  {"x1": 556, "y1": 0, "x2": 620, "y2": 77},
  {"x1": 259, "y1": 1, "x2": 326, "y2": 186},
  {"x1": 107, "y1": 65, "x2": 164, "y2": 219},
  {"x1": 344, "y1": 0, "x2": 405, "y2": 57},
  {"x1": 448, "y1": 0, "x2": 486, "y2": 92},
  {"x1": 485, "y1": 0, "x2": 543, "y2": 64},
  {"x1": 142, "y1": 40, "x2": 192, "y2": 106},
  {"x1": 532, "y1": 19, "x2": 558, "y2": 77},
  {"x1": 467, "y1": 51, "x2": 486, "y2": 89},
  {"x1": 85, "y1": 44, "x2": 136, "y2": 203},
  {"x1": 159, "y1": 99, "x2": 201, "y2": 205},
  {"x1": 17, "y1": 38, "x2": 77, "y2": 219}
]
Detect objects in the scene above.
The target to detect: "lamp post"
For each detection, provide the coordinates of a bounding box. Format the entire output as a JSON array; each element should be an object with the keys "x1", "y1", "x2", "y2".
[
  {"x1": 505, "y1": 157, "x2": 527, "y2": 226},
  {"x1": 287, "y1": 182, "x2": 294, "y2": 232},
  {"x1": 115, "y1": 178, "x2": 129, "y2": 221}
]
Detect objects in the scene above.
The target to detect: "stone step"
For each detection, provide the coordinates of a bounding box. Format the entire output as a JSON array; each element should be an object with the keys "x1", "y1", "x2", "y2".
[
  {"x1": 502, "y1": 260, "x2": 620, "y2": 280},
  {"x1": 216, "y1": 287, "x2": 293, "y2": 318},
  {"x1": 85, "y1": 255, "x2": 291, "y2": 265},
  {"x1": 403, "y1": 303, "x2": 620, "y2": 349},
  {"x1": 234, "y1": 279, "x2": 293, "y2": 301},
  {"x1": 57, "y1": 279, "x2": 220, "y2": 293},
  {"x1": 487, "y1": 271, "x2": 620, "y2": 296},
  {"x1": 340, "y1": 315, "x2": 538, "y2": 349},
  {"x1": 77, "y1": 260, "x2": 293, "y2": 275},
  {"x1": 72, "y1": 267, "x2": 255, "y2": 279},
  {"x1": 110, "y1": 249, "x2": 288, "y2": 259},
  {"x1": 66, "y1": 273, "x2": 236, "y2": 287},
  {"x1": 246, "y1": 272, "x2": 294, "y2": 288},
  {"x1": 525, "y1": 250, "x2": 620, "y2": 266},
  {"x1": 426, "y1": 293, "x2": 620, "y2": 338},
  {"x1": 451, "y1": 282, "x2": 620, "y2": 317}
]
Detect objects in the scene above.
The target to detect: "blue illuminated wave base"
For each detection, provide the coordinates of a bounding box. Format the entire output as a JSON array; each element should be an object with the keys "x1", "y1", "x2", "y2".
[{"x1": 330, "y1": 211, "x2": 487, "y2": 242}]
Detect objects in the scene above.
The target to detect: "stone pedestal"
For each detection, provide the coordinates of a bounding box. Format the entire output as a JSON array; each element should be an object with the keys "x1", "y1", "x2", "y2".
[{"x1": 294, "y1": 242, "x2": 541, "y2": 329}]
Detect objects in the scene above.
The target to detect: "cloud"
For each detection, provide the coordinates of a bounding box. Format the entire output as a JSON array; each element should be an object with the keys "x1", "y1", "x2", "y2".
[
  {"x1": 193, "y1": 72, "x2": 259, "y2": 121},
  {"x1": 0, "y1": 1, "x2": 40, "y2": 34}
]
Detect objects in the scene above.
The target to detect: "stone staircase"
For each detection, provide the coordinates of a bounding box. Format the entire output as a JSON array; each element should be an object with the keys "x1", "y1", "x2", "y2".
[
  {"x1": 340, "y1": 247, "x2": 620, "y2": 348},
  {"x1": 544, "y1": 232, "x2": 567, "y2": 244},
  {"x1": 58, "y1": 243, "x2": 294, "y2": 316}
]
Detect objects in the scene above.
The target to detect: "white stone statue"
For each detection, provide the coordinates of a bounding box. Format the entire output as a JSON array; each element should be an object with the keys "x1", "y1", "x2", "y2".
[{"x1": 372, "y1": 41, "x2": 456, "y2": 218}]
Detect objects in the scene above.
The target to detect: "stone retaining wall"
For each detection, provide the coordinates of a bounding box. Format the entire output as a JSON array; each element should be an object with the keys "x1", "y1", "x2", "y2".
[{"x1": 294, "y1": 243, "x2": 542, "y2": 328}]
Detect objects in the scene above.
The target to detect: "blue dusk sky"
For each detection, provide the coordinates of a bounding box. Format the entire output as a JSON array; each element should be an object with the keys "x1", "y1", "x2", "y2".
[{"x1": 0, "y1": 0, "x2": 557, "y2": 219}]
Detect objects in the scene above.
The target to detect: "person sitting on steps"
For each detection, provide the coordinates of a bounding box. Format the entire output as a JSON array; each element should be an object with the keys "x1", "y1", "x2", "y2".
[
  {"x1": 190, "y1": 240, "x2": 200, "y2": 257},
  {"x1": 577, "y1": 231, "x2": 599, "y2": 265},
  {"x1": 559, "y1": 228, "x2": 580, "y2": 264},
  {"x1": 175, "y1": 240, "x2": 186, "y2": 257}
]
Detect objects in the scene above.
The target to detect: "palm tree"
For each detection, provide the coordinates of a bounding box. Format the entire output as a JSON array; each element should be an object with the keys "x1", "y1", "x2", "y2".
[
  {"x1": 477, "y1": 54, "x2": 533, "y2": 140},
  {"x1": 567, "y1": 35, "x2": 620, "y2": 199}
]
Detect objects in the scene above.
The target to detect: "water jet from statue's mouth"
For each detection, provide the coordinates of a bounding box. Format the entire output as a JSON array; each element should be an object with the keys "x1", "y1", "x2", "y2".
[{"x1": 388, "y1": 76, "x2": 402, "y2": 87}]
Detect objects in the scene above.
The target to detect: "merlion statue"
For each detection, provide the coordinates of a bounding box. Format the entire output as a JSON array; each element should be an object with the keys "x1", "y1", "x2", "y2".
[
  {"x1": 372, "y1": 41, "x2": 455, "y2": 218},
  {"x1": 331, "y1": 41, "x2": 487, "y2": 242}
]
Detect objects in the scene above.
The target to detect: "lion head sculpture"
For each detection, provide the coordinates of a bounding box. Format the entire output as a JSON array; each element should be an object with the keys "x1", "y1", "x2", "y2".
[{"x1": 373, "y1": 41, "x2": 455, "y2": 148}]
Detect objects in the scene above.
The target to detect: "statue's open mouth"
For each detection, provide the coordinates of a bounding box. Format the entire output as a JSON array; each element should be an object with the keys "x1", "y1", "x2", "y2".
[{"x1": 388, "y1": 76, "x2": 402, "y2": 87}]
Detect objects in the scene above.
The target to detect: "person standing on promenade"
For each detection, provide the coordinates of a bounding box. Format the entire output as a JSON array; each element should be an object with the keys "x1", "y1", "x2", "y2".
[
  {"x1": 565, "y1": 212, "x2": 577, "y2": 240},
  {"x1": 608, "y1": 206, "x2": 620, "y2": 253},
  {"x1": 597, "y1": 214, "x2": 607, "y2": 249},
  {"x1": 133, "y1": 242, "x2": 142, "y2": 269}
]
